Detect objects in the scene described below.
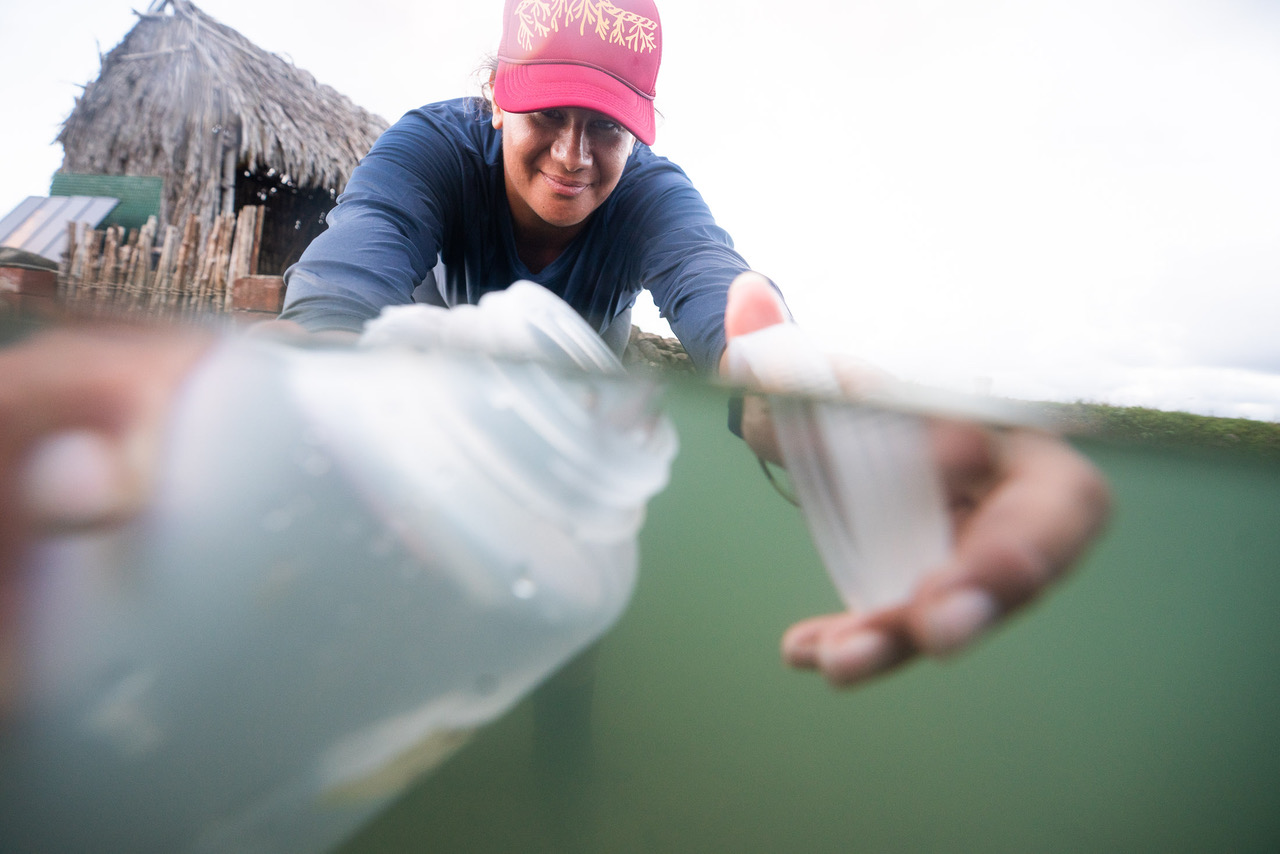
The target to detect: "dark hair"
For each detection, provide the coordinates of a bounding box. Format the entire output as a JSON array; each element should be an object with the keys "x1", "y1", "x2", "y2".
[{"x1": 471, "y1": 55, "x2": 499, "y2": 119}]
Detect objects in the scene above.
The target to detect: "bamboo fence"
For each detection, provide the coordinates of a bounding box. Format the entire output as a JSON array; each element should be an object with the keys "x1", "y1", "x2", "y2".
[{"x1": 58, "y1": 204, "x2": 265, "y2": 320}]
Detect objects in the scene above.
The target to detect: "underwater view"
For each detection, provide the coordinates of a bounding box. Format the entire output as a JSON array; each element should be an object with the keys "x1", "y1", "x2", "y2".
[{"x1": 339, "y1": 378, "x2": 1280, "y2": 853}]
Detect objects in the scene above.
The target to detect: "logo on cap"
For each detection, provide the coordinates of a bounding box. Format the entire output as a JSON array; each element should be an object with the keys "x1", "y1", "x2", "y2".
[{"x1": 513, "y1": 0, "x2": 658, "y2": 54}]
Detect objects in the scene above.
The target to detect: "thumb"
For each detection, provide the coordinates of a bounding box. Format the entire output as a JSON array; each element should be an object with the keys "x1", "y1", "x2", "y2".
[
  {"x1": 720, "y1": 273, "x2": 791, "y2": 462},
  {"x1": 724, "y1": 271, "x2": 788, "y2": 340}
]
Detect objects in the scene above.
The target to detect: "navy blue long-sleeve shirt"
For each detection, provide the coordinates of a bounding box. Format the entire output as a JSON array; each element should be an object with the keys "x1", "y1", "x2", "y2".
[{"x1": 280, "y1": 98, "x2": 751, "y2": 373}]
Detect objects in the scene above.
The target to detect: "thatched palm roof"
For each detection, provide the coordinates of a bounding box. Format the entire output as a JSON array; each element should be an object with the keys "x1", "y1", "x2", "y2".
[{"x1": 57, "y1": 0, "x2": 388, "y2": 233}]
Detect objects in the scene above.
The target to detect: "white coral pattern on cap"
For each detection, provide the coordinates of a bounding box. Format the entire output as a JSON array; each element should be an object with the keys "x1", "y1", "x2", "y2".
[{"x1": 515, "y1": 0, "x2": 658, "y2": 53}]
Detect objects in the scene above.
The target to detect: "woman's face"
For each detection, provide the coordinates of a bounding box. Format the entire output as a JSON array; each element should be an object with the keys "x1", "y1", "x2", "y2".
[{"x1": 493, "y1": 105, "x2": 635, "y2": 243}]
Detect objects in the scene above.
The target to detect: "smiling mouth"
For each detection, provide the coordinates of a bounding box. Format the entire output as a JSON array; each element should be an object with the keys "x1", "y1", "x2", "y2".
[{"x1": 541, "y1": 173, "x2": 590, "y2": 197}]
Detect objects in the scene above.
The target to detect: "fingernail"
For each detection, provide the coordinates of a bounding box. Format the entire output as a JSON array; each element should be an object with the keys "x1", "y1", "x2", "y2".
[
  {"x1": 920, "y1": 589, "x2": 999, "y2": 655},
  {"x1": 782, "y1": 633, "x2": 817, "y2": 667},
  {"x1": 21, "y1": 431, "x2": 126, "y2": 526},
  {"x1": 818, "y1": 631, "x2": 891, "y2": 683}
]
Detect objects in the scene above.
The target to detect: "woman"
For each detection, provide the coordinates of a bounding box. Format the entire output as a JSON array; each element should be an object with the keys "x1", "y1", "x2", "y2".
[
  {"x1": 2, "y1": 0, "x2": 1107, "y2": 693},
  {"x1": 279, "y1": 0, "x2": 744, "y2": 376},
  {"x1": 272, "y1": 0, "x2": 1109, "y2": 686}
]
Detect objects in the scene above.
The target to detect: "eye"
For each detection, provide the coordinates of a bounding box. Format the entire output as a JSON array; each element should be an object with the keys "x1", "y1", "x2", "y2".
[
  {"x1": 592, "y1": 119, "x2": 622, "y2": 134},
  {"x1": 537, "y1": 109, "x2": 565, "y2": 122}
]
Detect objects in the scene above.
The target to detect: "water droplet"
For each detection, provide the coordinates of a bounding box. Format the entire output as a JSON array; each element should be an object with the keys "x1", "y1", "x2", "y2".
[
  {"x1": 84, "y1": 671, "x2": 164, "y2": 756},
  {"x1": 262, "y1": 507, "x2": 293, "y2": 533},
  {"x1": 300, "y1": 451, "x2": 331, "y2": 477},
  {"x1": 488, "y1": 388, "x2": 517, "y2": 410},
  {"x1": 512, "y1": 576, "x2": 537, "y2": 600},
  {"x1": 262, "y1": 495, "x2": 315, "y2": 533}
]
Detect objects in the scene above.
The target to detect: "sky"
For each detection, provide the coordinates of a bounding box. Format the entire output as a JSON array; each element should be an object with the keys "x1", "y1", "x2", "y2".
[{"x1": 2, "y1": 0, "x2": 1278, "y2": 421}]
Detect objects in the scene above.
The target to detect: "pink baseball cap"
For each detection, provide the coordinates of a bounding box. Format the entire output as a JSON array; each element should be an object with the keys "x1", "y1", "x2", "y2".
[{"x1": 493, "y1": 0, "x2": 663, "y2": 145}]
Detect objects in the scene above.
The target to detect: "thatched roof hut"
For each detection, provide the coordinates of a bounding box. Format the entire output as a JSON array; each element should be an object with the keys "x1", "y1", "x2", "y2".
[{"x1": 56, "y1": 0, "x2": 388, "y2": 273}]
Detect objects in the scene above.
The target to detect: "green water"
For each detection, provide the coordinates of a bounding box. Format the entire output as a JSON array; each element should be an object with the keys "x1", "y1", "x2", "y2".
[{"x1": 339, "y1": 379, "x2": 1280, "y2": 853}]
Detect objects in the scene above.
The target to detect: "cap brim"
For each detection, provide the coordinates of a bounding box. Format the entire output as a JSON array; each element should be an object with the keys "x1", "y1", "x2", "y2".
[{"x1": 494, "y1": 60, "x2": 656, "y2": 146}]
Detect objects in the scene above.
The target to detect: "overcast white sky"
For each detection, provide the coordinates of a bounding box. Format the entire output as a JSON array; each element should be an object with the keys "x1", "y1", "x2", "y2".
[{"x1": 2, "y1": 0, "x2": 1278, "y2": 420}]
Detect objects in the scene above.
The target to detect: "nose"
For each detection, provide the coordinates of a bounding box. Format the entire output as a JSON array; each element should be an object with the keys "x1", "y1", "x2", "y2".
[{"x1": 550, "y1": 122, "x2": 591, "y2": 171}]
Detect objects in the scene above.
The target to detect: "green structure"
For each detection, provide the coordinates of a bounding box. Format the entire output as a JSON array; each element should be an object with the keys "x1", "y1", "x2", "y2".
[{"x1": 50, "y1": 173, "x2": 162, "y2": 233}]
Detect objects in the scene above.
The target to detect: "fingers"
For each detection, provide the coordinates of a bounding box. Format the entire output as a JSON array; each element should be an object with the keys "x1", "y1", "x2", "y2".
[
  {"x1": 784, "y1": 428, "x2": 1111, "y2": 688},
  {"x1": 910, "y1": 587, "x2": 1004, "y2": 657},
  {"x1": 18, "y1": 431, "x2": 136, "y2": 532},
  {"x1": 905, "y1": 426, "x2": 1109, "y2": 657},
  {"x1": 782, "y1": 613, "x2": 911, "y2": 687},
  {"x1": 0, "y1": 324, "x2": 211, "y2": 718},
  {"x1": 721, "y1": 270, "x2": 1112, "y2": 689},
  {"x1": 919, "y1": 430, "x2": 1110, "y2": 601},
  {"x1": 0, "y1": 324, "x2": 212, "y2": 540}
]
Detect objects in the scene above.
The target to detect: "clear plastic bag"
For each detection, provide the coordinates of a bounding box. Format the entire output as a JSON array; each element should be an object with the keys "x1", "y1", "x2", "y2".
[
  {"x1": 3, "y1": 284, "x2": 677, "y2": 853},
  {"x1": 726, "y1": 323, "x2": 952, "y2": 612}
]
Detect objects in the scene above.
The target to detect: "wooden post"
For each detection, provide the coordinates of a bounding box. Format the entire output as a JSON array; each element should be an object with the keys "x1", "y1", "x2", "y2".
[
  {"x1": 66, "y1": 224, "x2": 92, "y2": 306},
  {"x1": 150, "y1": 224, "x2": 179, "y2": 315},
  {"x1": 120, "y1": 229, "x2": 140, "y2": 311},
  {"x1": 209, "y1": 212, "x2": 235, "y2": 312},
  {"x1": 170, "y1": 215, "x2": 201, "y2": 315},
  {"x1": 59, "y1": 221, "x2": 77, "y2": 301},
  {"x1": 189, "y1": 213, "x2": 232, "y2": 316},
  {"x1": 122, "y1": 217, "x2": 157, "y2": 312},
  {"x1": 80, "y1": 228, "x2": 102, "y2": 312},
  {"x1": 97, "y1": 227, "x2": 121, "y2": 312},
  {"x1": 187, "y1": 221, "x2": 213, "y2": 315},
  {"x1": 225, "y1": 205, "x2": 259, "y2": 310}
]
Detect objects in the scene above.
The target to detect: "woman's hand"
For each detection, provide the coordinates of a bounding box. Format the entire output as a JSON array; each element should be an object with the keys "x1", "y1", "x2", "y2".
[
  {"x1": 781, "y1": 422, "x2": 1109, "y2": 686},
  {"x1": 0, "y1": 324, "x2": 212, "y2": 712},
  {"x1": 721, "y1": 272, "x2": 1111, "y2": 688}
]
